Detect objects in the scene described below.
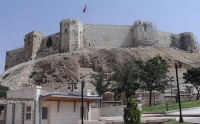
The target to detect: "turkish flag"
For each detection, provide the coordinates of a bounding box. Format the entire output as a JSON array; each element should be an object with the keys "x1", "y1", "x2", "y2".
[{"x1": 83, "y1": 5, "x2": 86, "y2": 13}]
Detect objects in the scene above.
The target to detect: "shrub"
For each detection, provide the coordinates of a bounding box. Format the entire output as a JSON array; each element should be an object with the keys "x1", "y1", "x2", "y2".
[
  {"x1": 93, "y1": 56, "x2": 98, "y2": 59},
  {"x1": 29, "y1": 71, "x2": 37, "y2": 78},
  {"x1": 0, "y1": 85, "x2": 9, "y2": 98},
  {"x1": 2, "y1": 73, "x2": 10, "y2": 79},
  {"x1": 63, "y1": 57, "x2": 69, "y2": 60},
  {"x1": 123, "y1": 96, "x2": 141, "y2": 124}
]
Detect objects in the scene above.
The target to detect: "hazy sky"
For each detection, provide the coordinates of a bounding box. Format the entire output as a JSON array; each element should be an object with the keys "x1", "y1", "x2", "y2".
[{"x1": 0, "y1": 0, "x2": 200, "y2": 73}]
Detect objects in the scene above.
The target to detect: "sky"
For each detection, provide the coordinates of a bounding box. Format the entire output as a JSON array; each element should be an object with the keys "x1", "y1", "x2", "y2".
[{"x1": 0, "y1": 0, "x2": 200, "y2": 73}]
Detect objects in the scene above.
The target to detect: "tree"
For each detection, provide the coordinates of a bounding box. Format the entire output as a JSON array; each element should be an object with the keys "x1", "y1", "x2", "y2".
[
  {"x1": 183, "y1": 67, "x2": 200, "y2": 100},
  {"x1": 111, "y1": 64, "x2": 140, "y2": 99},
  {"x1": 90, "y1": 72, "x2": 110, "y2": 107},
  {"x1": 123, "y1": 96, "x2": 141, "y2": 124},
  {"x1": 136, "y1": 55, "x2": 169, "y2": 106},
  {"x1": 90, "y1": 72, "x2": 110, "y2": 96},
  {"x1": 0, "y1": 85, "x2": 9, "y2": 112},
  {"x1": 0, "y1": 85, "x2": 9, "y2": 98}
]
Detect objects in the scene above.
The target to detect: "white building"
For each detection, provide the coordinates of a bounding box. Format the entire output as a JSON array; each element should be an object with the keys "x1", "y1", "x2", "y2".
[{"x1": 0, "y1": 86, "x2": 101, "y2": 124}]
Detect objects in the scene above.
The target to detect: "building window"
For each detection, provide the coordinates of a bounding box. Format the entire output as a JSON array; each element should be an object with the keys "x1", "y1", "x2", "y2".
[
  {"x1": 42, "y1": 107, "x2": 48, "y2": 119},
  {"x1": 25, "y1": 106, "x2": 31, "y2": 120}
]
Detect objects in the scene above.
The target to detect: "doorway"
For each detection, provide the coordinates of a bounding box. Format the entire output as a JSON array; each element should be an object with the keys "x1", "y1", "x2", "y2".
[{"x1": 42, "y1": 106, "x2": 49, "y2": 124}]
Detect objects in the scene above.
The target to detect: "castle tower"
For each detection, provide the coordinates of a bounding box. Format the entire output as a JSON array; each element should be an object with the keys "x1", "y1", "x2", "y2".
[
  {"x1": 179, "y1": 32, "x2": 196, "y2": 51},
  {"x1": 132, "y1": 20, "x2": 156, "y2": 47},
  {"x1": 23, "y1": 31, "x2": 44, "y2": 61},
  {"x1": 60, "y1": 19, "x2": 84, "y2": 52}
]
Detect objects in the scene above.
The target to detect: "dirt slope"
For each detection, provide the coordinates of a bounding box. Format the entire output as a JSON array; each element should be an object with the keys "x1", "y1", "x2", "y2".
[{"x1": 0, "y1": 47, "x2": 200, "y2": 92}]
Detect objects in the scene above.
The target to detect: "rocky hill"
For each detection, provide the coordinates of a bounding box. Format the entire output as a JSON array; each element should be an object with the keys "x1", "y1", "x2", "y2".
[{"x1": 1, "y1": 47, "x2": 200, "y2": 93}]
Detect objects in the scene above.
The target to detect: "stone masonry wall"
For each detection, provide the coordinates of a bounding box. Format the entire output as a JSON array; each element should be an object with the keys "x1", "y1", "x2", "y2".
[
  {"x1": 37, "y1": 32, "x2": 60, "y2": 58},
  {"x1": 5, "y1": 18, "x2": 199, "y2": 70},
  {"x1": 5, "y1": 48, "x2": 24, "y2": 70},
  {"x1": 155, "y1": 30, "x2": 172, "y2": 47},
  {"x1": 84, "y1": 24, "x2": 133, "y2": 48},
  {"x1": 23, "y1": 31, "x2": 44, "y2": 61},
  {"x1": 132, "y1": 20, "x2": 156, "y2": 47},
  {"x1": 69, "y1": 19, "x2": 83, "y2": 51}
]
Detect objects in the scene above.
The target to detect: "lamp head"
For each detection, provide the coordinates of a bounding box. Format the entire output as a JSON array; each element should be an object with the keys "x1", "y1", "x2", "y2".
[
  {"x1": 170, "y1": 76, "x2": 174, "y2": 81},
  {"x1": 178, "y1": 60, "x2": 182, "y2": 69},
  {"x1": 81, "y1": 79, "x2": 86, "y2": 87},
  {"x1": 68, "y1": 81, "x2": 71, "y2": 85}
]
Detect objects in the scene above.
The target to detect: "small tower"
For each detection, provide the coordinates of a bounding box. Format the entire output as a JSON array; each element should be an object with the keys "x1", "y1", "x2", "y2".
[
  {"x1": 179, "y1": 32, "x2": 196, "y2": 51},
  {"x1": 60, "y1": 18, "x2": 84, "y2": 52},
  {"x1": 132, "y1": 20, "x2": 156, "y2": 47},
  {"x1": 23, "y1": 31, "x2": 44, "y2": 61}
]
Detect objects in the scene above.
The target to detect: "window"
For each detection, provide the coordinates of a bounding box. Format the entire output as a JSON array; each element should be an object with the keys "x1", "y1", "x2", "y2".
[
  {"x1": 25, "y1": 106, "x2": 31, "y2": 119},
  {"x1": 42, "y1": 107, "x2": 48, "y2": 119}
]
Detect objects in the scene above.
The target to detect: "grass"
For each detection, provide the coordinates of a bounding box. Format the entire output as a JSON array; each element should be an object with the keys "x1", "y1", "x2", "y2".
[
  {"x1": 142, "y1": 99, "x2": 200, "y2": 113},
  {"x1": 161, "y1": 120, "x2": 192, "y2": 124}
]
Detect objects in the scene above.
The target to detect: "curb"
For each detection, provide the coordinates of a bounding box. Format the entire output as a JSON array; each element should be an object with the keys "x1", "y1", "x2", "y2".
[{"x1": 165, "y1": 106, "x2": 200, "y2": 115}]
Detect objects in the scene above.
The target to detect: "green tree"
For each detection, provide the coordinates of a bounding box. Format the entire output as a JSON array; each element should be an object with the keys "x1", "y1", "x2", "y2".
[
  {"x1": 90, "y1": 72, "x2": 111, "y2": 107},
  {"x1": 123, "y1": 96, "x2": 141, "y2": 124},
  {"x1": 183, "y1": 67, "x2": 200, "y2": 100},
  {"x1": 90, "y1": 72, "x2": 110, "y2": 96},
  {"x1": 136, "y1": 55, "x2": 168, "y2": 106},
  {"x1": 0, "y1": 85, "x2": 9, "y2": 98},
  {"x1": 0, "y1": 85, "x2": 9, "y2": 111},
  {"x1": 111, "y1": 64, "x2": 140, "y2": 99}
]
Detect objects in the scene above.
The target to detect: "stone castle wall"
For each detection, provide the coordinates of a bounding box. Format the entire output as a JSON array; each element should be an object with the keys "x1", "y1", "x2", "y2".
[
  {"x1": 5, "y1": 48, "x2": 24, "y2": 70},
  {"x1": 5, "y1": 18, "x2": 199, "y2": 70},
  {"x1": 38, "y1": 32, "x2": 60, "y2": 57},
  {"x1": 84, "y1": 25, "x2": 133, "y2": 48}
]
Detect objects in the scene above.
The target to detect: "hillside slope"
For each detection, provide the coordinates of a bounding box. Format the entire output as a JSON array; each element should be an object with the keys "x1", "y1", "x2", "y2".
[{"x1": 1, "y1": 47, "x2": 200, "y2": 92}]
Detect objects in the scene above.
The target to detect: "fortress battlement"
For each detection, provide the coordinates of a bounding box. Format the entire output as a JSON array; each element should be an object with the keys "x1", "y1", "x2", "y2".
[{"x1": 5, "y1": 18, "x2": 199, "y2": 70}]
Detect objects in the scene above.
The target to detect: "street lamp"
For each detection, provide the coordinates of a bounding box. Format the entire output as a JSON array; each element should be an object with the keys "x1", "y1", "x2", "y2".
[
  {"x1": 81, "y1": 79, "x2": 86, "y2": 124},
  {"x1": 175, "y1": 60, "x2": 184, "y2": 122},
  {"x1": 68, "y1": 80, "x2": 77, "y2": 92}
]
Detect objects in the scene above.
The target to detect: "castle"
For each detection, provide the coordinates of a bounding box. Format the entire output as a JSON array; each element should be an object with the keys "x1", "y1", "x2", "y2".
[{"x1": 5, "y1": 18, "x2": 199, "y2": 70}]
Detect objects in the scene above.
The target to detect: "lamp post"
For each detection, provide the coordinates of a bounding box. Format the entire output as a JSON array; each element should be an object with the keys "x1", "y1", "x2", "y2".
[
  {"x1": 169, "y1": 76, "x2": 174, "y2": 95},
  {"x1": 114, "y1": 89, "x2": 117, "y2": 106},
  {"x1": 81, "y1": 79, "x2": 85, "y2": 124},
  {"x1": 175, "y1": 60, "x2": 184, "y2": 122},
  {"x1": 68, "y1": 80, "x2": 77, "y2": 92}
]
